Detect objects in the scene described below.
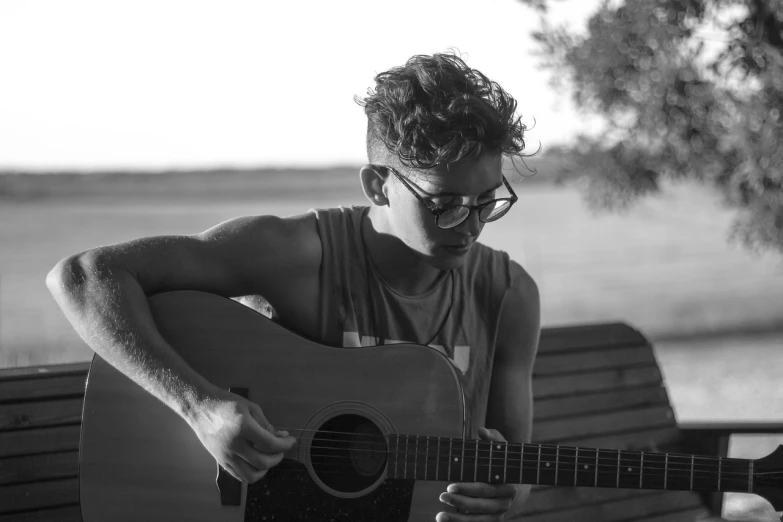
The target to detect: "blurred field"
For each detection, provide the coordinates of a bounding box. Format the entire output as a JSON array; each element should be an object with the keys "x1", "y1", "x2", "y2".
[{"x1": 1, "y1": 165, "x2": 782, "y2": 366}]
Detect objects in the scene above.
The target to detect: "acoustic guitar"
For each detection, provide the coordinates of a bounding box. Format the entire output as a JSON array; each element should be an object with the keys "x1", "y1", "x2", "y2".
[{"x1": 79, "y1": 290, "x2": 782, "y2": 521}]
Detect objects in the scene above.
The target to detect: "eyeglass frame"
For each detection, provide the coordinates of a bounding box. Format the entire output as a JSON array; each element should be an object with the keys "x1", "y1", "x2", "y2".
[{"x1": 382, "y1": 165, "x2": 518, "y2": 229}]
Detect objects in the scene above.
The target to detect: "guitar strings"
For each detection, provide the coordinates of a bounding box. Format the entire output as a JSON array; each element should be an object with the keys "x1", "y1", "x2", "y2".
[
  {"x1": 286, "y1": 447, "x2": 754, "y2": 474},
  {"x1": 264, "y1": 444, "x2": 762, "y2": 477},
  {"x1": 298, "y1": 436, "x2": 750, "y2": 464},
  {"x1": 300, "y1": 443, "x2": 753, "y2": 472},
  {"x1": 268, "y1": 428, "x2": 758, "y2": 473},
  {"x1": 269, "y1": 455, "x2": 780, "y2": 479},
  {"x1": 276, "y1": 425, "x2": 735, "y2": 463},
  {"x1": 237, "y1": 461, "x2": 780, "y2": 482},
  {"x1": 284, "y1": 452, "x2": 761, "y2": 478}
]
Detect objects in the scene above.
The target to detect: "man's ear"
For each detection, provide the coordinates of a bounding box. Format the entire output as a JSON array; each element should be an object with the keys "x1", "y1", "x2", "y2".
[{"x1": 359, "y1": 164, "x2": 389, "y2": 206}]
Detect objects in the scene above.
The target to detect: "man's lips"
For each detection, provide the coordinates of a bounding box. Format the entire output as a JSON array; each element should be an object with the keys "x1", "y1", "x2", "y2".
[{"x1": 443, "y1": 243, "x2": 473, "y2": 254}]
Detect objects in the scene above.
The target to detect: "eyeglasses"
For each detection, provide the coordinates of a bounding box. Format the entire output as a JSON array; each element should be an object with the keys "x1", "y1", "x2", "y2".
[{"x1": 385, "y1": 166, "x2": 518, "y2": 229}]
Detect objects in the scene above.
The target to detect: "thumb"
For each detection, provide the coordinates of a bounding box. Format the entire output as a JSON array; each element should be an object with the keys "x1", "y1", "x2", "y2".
[
  {"x1": 478, "y1": 427, "x2": 506, "y2": 442},
  {"x1": 248, "y1": 402, "x2": 288, "y2": 437}
]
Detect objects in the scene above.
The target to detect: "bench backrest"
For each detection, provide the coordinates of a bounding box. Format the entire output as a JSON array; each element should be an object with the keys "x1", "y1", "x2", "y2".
[
  {"x1": 0, "y1": 362, "x2": 87, "y2": 522},
  {"x1": 522, "y1": 323, "x2": 710, "y2": 521},
  {"x1": 0, "y1": 323, "x2": 710, "y2": 521}
]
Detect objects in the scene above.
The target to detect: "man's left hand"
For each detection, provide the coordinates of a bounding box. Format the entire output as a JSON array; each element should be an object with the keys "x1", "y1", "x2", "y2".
[{"x1": 436, "y1": 427, "x2": 527, "y2": 521}]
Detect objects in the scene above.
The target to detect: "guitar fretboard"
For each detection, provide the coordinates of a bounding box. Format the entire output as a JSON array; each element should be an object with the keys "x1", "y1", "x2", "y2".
[{"x1": 385, "y1": 435, "x2": 753, "y2": 493}]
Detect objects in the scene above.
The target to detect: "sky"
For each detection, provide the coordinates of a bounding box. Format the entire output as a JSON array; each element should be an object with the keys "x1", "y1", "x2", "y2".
[{"x1": 0, "y1": 0, "x2": 605, "y2": 171}]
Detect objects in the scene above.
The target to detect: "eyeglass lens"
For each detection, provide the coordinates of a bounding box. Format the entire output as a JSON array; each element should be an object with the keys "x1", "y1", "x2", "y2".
[{"x1": 438, "y1": 200, "x2": 512, "y2": 228}]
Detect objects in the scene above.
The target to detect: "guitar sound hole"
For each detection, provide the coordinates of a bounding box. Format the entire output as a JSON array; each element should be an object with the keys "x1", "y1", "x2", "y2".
[{"x1": 311, "y1": 414, "x2": 388, "y2": 493}]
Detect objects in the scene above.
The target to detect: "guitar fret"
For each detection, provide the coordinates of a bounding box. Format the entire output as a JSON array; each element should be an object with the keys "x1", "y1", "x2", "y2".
[
  {"x1": 594, "y1": 449, "x2": 599, "y2": 487},
  {"x1": 555, "y1": 446, "x2": 560, "y2": 485},
  {"x1": 447, "y1": 438, "x2": 453, "y2": 481},
  {"x1": 394, "y1": 435, "x2": 400, "y2": 477},
  {"x1": 574, "y1": 447, "x2": 579, "y2": 486},
  {"x1": 424, "y1": 436, "x2": 430, "y2": 480},
  {"x1": 461, "y1": 439, "x2": 465, "y2": 482},
  {"x1": 503, "y1": 443, "x2": 508, "y2": 483},
  {"x1": 639, "y1": 452, "x2": 644, "y2": 489},
  {"x1": 414, "y1": 436, "x2": 419, "y2": 479},
  {"x1": 518, "y1": 444, "x2": 523, "y2": 484},
  {"x1": 717, "y1": 456, "x2": 722, "y2": 491},
  {"x1": 434, "y1": 436, "x2": 439, "y2": 481},
  {"x1": 474, "y1": 440, "x2": 479, "y2": 482},
  {"x1": 748, "y1": 460, "x2": 754, "y2": 493},
  {"x1": 403, "y1": 434, "x2": 408, "y2": 479},
  {"x1": 616, "y1": 450, "x2": 621, "y2": 488},
  {"x1": 536, "y1": 445, "x2": 541, "y2": 484},
  {"x1": 690, "y1": 455, "x2": 694, "y2": 491},
  {"x1": 664, "y1": 453, "x2": 669, "y2": 490},
  {"x1": 488, "y1": 442, "x2": 494, "y2": 483}
]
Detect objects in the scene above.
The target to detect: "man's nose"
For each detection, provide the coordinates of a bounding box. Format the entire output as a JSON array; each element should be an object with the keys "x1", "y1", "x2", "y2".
[{"x1": 454, "y1": 208, "x2": 482, "y2": 237}]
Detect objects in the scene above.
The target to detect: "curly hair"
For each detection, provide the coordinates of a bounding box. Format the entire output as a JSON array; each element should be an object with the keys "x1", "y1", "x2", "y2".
[{"x1": 355, "y1": 52, "x2": 528, "y2": 170}]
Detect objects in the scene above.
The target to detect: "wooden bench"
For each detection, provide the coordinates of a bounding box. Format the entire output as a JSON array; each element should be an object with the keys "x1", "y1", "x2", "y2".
[{"x1": 1, "y1": 322, "x2": 781, "y2": 521}]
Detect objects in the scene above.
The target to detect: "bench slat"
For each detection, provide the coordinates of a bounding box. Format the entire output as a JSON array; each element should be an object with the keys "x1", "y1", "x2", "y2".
[
  {"x1": 0, "y1": 375, "x2": 87, "y2": 404},
  {"x1": 0, "y1": 451, "x2": 78, "y2": 486},
  {"x1": 521, "y1": 490, "x2": 705, "y2": 522},
  {"x1": 0, "y1": 478, "x2": 79, "y2": 515},
  {"x1": 0, "y1": 425, "x2": 81, "y2": 458},
  {"x1": 534, "y1": 344, "x2": 657, "y2": 376},
  {"x1": 533, "y1": 404, "x2": 674, "y2": 441},
  {"x1": 633, "y1": 506, "x2": 713, "y2": 522},
  {"x1": 0, "y1": 398, "x2": 83, "y2": 431},
  {"x1": 536, "y1": 385, "x2": 668, "y2": 420},
  {"x1": 523, "y1": 485, "x2": 659, "y2": 514},
  {"x1": 539, "y1": 323, "x2": 648, "y2": 353},
  {"x1": 533, "y1": 365, "x2": 662, "y2": 399},
  {"x1": 0, "y1": 505, "x2": 82, "y2": 522},
  {"x1": 0, "y1": 363, "x2": 89, "y2": 381}
]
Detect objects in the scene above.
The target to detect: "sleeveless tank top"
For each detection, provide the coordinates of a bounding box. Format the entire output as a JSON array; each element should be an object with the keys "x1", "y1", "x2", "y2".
[{"x1": 310, "y1": 206, "x2": 512, "y2": 435}]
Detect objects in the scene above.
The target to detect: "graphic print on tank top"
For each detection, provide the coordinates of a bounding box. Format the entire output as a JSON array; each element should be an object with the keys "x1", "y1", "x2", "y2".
[{"x1": 341, "y1": 322, "x2": 472, "y2": 374}]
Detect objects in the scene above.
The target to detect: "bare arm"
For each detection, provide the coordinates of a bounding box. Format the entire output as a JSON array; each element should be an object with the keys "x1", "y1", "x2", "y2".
[
  {"x1": 46, "y1": 213, "x2": 321, "y2": 483},
  {"x1": 485, "y1": 261, "x2": 541, "y2": 518}
]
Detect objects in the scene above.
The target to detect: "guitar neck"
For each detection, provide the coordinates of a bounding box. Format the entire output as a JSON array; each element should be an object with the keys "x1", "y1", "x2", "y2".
[{"x1": 385, "y1": 435, "x2": 754, "y2": 494}]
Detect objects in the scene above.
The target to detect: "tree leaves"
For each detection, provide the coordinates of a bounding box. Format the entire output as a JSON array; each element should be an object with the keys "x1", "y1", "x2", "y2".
[{"x1": 530, "y1": 0, "x2": 783, "y2": 255}]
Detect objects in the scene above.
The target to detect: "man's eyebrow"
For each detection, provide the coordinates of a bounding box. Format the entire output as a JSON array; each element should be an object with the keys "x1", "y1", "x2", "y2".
[{"x1": 433, "y1": 181, "x2": 503, "y2": 198}]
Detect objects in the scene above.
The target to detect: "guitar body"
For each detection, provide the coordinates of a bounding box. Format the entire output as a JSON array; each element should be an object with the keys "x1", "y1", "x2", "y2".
[{"x1": 80, "y1": 291, "x2": 467, "y2": 521}]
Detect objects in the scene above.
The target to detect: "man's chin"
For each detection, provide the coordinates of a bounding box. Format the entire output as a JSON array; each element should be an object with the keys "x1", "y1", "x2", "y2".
[{"x1": 424, "y1": 251, "x2": 469, "y2": 272}]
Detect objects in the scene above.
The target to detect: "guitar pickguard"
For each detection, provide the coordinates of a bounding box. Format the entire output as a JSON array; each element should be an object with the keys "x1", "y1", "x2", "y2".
[{"x1": 245, "y1": 459, "x2": 414, "y2": 521}]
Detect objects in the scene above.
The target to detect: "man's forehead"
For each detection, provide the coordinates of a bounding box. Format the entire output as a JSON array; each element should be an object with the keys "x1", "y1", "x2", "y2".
[{"x1": 408, "y1": 155, "x2": 503, "y2": 194}]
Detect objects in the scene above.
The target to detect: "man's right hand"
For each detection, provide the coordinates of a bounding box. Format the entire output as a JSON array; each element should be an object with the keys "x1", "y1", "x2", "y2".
[{"x1": 186, "y1": 388, "x2": 297, "y2": 484}]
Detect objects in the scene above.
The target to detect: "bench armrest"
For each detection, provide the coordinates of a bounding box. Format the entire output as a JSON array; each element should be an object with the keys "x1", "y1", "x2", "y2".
[
  {"x1": 678, "y1": 421, "x2": 783, "y2": 435},
  {"x1": 677, "y1": 420, "x2": 783, "y2": 461},
  {"x1": 677, "y1": 421, "x2": 783, "y2": 516}
]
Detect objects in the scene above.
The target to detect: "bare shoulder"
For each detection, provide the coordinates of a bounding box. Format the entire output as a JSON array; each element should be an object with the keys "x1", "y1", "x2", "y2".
[
  {"x1": 197, "y1": 211, "x2": 321, "y2": 272},
  {"x1": 196, "y1": 211, "x2": 324, "y2": 334},
  {"x1": 495, "y1": 260, "x2": 540, "y2": 365},
  {"x1": 485, "y1": 259, "x2": 540, "y2": 443},
  {"x1": 185, "y1": 211, "x2": 323, "y2": 299},
  {"x1": 507, "y1": 260, "x2": 539, "y2": 304}
]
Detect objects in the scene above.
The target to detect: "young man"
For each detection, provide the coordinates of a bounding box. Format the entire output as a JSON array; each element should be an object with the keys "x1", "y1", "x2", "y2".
[{"x1": 47, "y1": 53, "x2": 540, "y2": 521}]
